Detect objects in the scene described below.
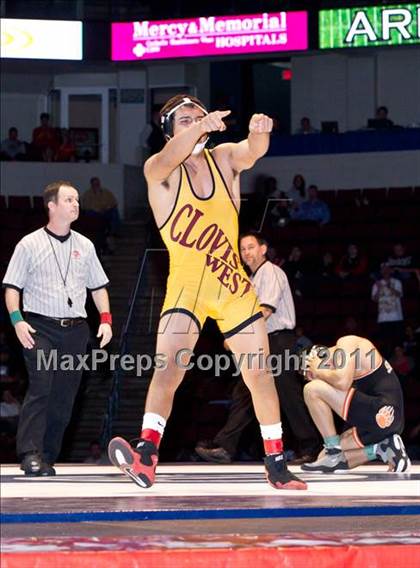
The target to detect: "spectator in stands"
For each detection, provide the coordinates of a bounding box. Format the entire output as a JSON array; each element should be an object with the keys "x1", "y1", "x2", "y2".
[
  {"x1": 335, "y1": 244, "x2": 368, "y2": 279},
  {"x1": 295, "y1": 116, "x2": 319, "y2": 135},
  {"x1": 390, "y1": 346, "x2": 415, "y2": 379},
  {"x1": 373, "y1": 106, "x2": 394, "y2": 129},
  {"x1": 317, "y1": 251, "x2": 335, "y2": 278},
  {"x1": 286, "y1": 174, "x2": 306, "y2": 208},
  {"x1": 371, "y1": 264, "x2": 404, "y2": 357},
  {"x1": 282, "y1": 246, "x2": 309, "y2": 297},
  {"x1": 270, "y1": 191, "x2": 290, "y2": 228},
  {"x1": 83, "y1": 440, "x2": 110, "y2": 465},
  {"x1": 55, "y1": 129, "x2": 76, "y2": 162},
  {"x1": 0, "y1": 127, "x2": 26, "y2": 161},
  {"x1": 256, "y1": 176, "x2": 283, "y2": 229},
  {"x1": 291, "y1": 185, "x2": 331, "y2": 225},
  {"x1": 31, "y1": 113, "x2": 58, "y2": 162},
  {"x1": 385, "y1": 243, "x2": 416, "y2": 281},
  {"x1": 82, "y1": 177, "x2": 121, "y2": 252}
]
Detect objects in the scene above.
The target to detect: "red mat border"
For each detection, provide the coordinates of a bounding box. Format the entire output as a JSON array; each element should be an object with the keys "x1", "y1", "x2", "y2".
[{"x1": 3, "y1": 544, "x2": 420, "y2": 568}]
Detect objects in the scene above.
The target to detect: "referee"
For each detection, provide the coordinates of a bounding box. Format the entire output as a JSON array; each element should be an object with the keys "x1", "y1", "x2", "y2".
[
  {"x1": 2, "y1": 180, "x2": 112, "y2": 476},
  {"x1": 196, "y1": 232, "x2": 320, "y2": 464}
]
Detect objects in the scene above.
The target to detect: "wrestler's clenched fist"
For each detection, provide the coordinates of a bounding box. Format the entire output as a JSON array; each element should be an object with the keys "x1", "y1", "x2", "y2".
[{"x1": 249, "y1": 113, "x2": 273, "y2": 134}]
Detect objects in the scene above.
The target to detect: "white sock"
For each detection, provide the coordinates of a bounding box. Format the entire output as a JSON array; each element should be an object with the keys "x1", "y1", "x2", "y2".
[
  {"x1": 260, "y1": 422, "x2": 283, "y2": 440},
  {"x1": 141, "y1": 412, "x2": 166, "y2": 435}
]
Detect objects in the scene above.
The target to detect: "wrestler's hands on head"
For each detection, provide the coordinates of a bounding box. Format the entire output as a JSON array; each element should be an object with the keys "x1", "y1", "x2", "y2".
[
  {"x1": 306, "y1": 346, "x2": 332, "y2": 381},
  {"x1": 303, "y1": 354, "x2": 315, "y2": 381},
  {"x1": 305, "y1": 352, "x2": 320, "y2": 381},
  {"x1": 199, "y1": 110, "x2": 231, "y2": 134},
  {"x1": 249, "y1": 113, "x2": 273, "y2": 134},
  {"x1": 304, "y1": 349, "x2": 324, "y2": 381}
]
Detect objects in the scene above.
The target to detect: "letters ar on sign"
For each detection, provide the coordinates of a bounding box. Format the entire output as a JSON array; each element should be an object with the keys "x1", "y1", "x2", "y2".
[{"x1": 319, "y1": 5, "x2": 420, "y2": 49}]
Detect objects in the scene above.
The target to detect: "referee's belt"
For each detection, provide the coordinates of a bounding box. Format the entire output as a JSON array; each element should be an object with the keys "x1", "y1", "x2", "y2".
[
  {"x1": 25, "y1": 312, "x2": 86, "y2": 328},
  {"x1": 268, "y1": 328, "x2": 295, "y2": 336}
]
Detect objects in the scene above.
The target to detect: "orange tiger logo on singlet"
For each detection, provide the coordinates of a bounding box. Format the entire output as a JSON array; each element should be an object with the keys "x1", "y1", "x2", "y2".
[{"x1": 375, "y1": 405, "x2": 395, "y2": 428}]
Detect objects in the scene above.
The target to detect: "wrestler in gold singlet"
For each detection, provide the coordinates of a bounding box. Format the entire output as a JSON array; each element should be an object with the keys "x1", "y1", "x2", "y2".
[
  {"x1": 159, "y1": 148, "x2": 262, "y2": 336},
  {"x1": 107, "y1": 94, "x2": 307, "y2": 491}
]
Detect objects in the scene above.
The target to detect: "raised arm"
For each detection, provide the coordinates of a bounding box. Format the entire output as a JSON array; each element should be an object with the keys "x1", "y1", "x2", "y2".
[
  {"x1": 221, "y1": 114, "x2": 273, "y2": 173},
  {"x1": 144, "y1": 110, "x2": 231, "y2": 183}
]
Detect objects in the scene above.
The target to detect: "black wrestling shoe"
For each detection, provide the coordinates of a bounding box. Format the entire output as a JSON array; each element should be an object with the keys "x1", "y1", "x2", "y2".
[
  {"x1": 39, "y1": 463, "x2": 56, "y2": 476},
  {"x1": 108, "y1": 437, "x2": 158, "y2": 488},
  {"x1": 20, "y1": 452, "x2": 42, "y2": 476},
  {"x1": 264, "y1": 453, "x2": 307, "y2": 490}
]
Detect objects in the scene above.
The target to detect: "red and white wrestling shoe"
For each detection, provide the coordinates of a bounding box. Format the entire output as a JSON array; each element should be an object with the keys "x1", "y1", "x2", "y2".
[
  {"x1": 264, "y1": 453, "x2": 308, "y2": 490},
  {"x1": 108, "y1": 437, "x2": 158, "y2": 488}
]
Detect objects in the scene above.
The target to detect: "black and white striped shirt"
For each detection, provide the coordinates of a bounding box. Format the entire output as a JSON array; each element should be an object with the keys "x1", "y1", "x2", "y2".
[
  {"x1": 251, "y1": 260, "x2": 296, "y2": 334},
  {"x1": 2, "y1": 228, "x2": 109, "y2": 318}
]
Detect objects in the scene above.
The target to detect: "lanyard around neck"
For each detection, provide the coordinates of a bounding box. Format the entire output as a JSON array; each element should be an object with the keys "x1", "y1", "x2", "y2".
[{"x1": 46, "y1": 233, "x2": 74, "y2": 308}]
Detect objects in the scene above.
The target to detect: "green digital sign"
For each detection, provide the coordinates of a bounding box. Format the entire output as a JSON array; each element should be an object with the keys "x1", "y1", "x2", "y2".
[{"x1": 319, "y1": 4, "x2": 420, "y2": 48}]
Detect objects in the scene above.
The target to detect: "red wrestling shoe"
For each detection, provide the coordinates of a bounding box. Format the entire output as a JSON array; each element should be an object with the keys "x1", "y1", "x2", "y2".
[
  {"x1": 264, "y1": 453, "x2": 307, "y2": 490},
  {"x1": 108, "y1": 437, "x2": 158, "y2": 488}
]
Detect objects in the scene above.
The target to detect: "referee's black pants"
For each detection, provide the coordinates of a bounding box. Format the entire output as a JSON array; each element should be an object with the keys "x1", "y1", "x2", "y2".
[
  {"x1": 17, "y1": 314, "x2": 90, "y2": 464},
  {"x1": 213, "y1": 375, "x2": 256, "y2": 457},
  {"x1": 214, "y1": 330, "x2": 320, "y2": 457},
  {"x1": 269, "y1": 330, "x2": 320, "y2": 452}
]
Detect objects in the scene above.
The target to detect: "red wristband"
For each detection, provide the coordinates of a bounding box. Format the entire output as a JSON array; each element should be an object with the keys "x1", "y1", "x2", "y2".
[{"x1": 100, "y1": 312, "x2": 112, "y2": 325}]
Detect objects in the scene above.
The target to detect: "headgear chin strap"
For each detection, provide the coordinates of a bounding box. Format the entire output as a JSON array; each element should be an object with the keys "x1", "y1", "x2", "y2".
[{"x1": 160, "y1": 97, "x2": 208, "y2": 140}]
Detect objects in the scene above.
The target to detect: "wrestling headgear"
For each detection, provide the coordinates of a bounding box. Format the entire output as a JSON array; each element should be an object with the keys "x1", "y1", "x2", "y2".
[
  {"x1": 160, "y1": 96, "x2": 208, "y2": 140},
  {"x1": 298, "y1": 345, "x2": 328, "y2": 378}
]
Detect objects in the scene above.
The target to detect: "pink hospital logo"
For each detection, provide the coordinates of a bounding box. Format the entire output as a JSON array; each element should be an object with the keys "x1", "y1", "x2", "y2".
[
  {"x1": 112, "y1": 11, "x2": 308, "y2": 61},
  {"x1": 72, "y1": 250, "x2": 81, "y2": 259}
]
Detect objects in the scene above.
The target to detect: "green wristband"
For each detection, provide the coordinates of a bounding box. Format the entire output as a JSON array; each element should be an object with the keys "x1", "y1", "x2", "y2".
[{"x1": 10, "y1": 310, "x2": 24, "y2": 326}]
